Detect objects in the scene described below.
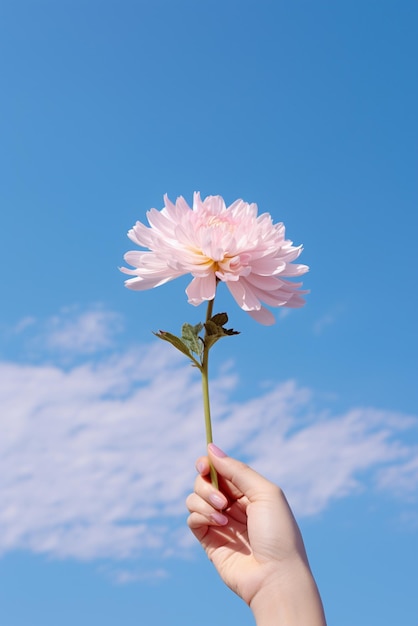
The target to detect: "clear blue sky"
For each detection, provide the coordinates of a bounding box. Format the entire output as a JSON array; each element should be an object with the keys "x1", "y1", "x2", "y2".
[{"x1": 0, "y1": 1, "x2": 417, "y2": 625}]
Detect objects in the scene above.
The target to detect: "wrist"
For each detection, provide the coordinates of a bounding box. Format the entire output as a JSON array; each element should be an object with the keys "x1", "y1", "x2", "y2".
[{"x1": 250, "y1": 561, "x2": 326, "y2": 626}]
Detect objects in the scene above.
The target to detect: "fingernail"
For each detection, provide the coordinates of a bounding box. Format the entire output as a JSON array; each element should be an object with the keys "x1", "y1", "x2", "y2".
[
  {"x1": 196, "y1": 461, "x2": 205, "y2": 474},
  {"x1": 209, "y1": 493, "x2": 226, "y2": 509},
  {"x1": 208, "y1": 443, "x2": 227, "y2": 458},
  {"x1": 210, "y1": 512, "x2": 229, "y2": 525}
]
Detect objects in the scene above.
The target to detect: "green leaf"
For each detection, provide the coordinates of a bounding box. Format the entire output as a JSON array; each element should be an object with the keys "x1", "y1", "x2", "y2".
[
  {"x1": 204, "y1": 319, "x2": 225, "y2": 337},
  {"x1": 154, "y1": 330, "x2": 202, "y2": 369},
  {"x1": 203, "y1": 313, "x2": 240, "y2": 349},
  {"x1": 154, "y1": 331, "x2": 193, "y2": 358},
  {"x1": 181, "y1": 322, "x2": 204, "y2": 357},
  {"x1": 209, "y1": 312, "x2": 240, "y2": 337}
]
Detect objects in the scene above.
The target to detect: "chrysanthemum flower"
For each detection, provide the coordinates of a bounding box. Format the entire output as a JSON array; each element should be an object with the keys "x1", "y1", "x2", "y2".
[{"x1": 121, "y1": 193, "x2": 308, "y2": 325}]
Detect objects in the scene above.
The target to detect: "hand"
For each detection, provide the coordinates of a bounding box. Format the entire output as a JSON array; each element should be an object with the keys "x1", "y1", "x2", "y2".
[{"x1": 186, "y1": 444, "x2": 326, "y2": 626}]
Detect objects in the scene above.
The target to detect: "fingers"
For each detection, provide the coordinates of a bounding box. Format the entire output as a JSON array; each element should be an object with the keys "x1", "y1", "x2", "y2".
[
  {"x1": 189, "y1": 445, "x2": 286, "y2": 528},
  {"x1": 194, "y1": 453, "x2": 250, "y2": 503},
  {"x1": 195, "y1": 456, "x2": 210, "y2": 477},
  {"x1": 207, "y1": 443, "x2": 281, "y2": 503},
  {"x1": 186, "y1": 459, "x2": 230, "y2": 531},
  {"x1": 195, "y1": 471, "x2": 229, "y2": 508},
  {"x1": 186, "y1": 492, "x2": 229, "y2": 529}
]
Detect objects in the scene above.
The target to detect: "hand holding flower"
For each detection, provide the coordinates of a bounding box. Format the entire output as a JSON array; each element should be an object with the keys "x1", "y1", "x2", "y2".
[{"x1": 186, "y1": 445, "x2": 327, "y2": 626}]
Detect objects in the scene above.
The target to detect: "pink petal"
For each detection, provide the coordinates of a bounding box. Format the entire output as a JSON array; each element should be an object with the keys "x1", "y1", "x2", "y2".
[
  {"x1": 247, "y1": 307, "x2": 276, "y2": 325},
  {"x1": 186, "y1": 274, "x2": 217, "y2": 305},
  {"x1": 123, "y1": 274, "x2": 174, "y2": 290},
  {"x1": 283, "y1": 293, "x2": 308, "y2": 308},
  {"x1": 245, "y1": 273, "x2": 286, "y2": 291},
  {"x1": 227, "y1": 279, "x2": 261, "y2": 311},
  {"x1": 122, "y1": 192, "x2": 309, "y2": 324},
  {"x1": 280, "y1": 263, "x2": 309, "y2": 277}
]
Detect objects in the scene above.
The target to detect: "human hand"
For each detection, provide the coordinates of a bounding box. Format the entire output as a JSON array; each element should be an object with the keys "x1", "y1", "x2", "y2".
[{"x1": 186, "y1": 444, "x2": 326, "y2": 626}]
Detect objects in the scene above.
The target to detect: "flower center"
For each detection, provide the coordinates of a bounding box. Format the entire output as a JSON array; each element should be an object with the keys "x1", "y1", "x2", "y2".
[{"x1": 205, "y1": 214, "x2": 236, "y2": 233}]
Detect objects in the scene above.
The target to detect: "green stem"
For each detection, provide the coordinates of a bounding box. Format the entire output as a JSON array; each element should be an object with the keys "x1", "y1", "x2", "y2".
[{"x1": 201, "y1": 298, "x2": 218, "y2": 488}]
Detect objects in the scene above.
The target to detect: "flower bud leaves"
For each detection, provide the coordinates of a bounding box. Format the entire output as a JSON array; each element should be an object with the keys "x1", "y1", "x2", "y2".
[
  {"x1": 154, "y1": 313, "x2": 239, "y2": 367},
  {"x1": 181, "y1": 323, "x2": 204, "y2": 358},
  {"x1": 204, "y1": 313, "x2": 240, "y2": 350},
  {"x1": 153, "y1": 330, "x2": 201, "y2": 367}
]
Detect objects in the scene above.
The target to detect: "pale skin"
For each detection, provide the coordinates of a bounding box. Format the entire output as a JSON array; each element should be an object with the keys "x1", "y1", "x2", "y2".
[{"x1": 186, "y1": 444, "x2": 327, "y2": 626}]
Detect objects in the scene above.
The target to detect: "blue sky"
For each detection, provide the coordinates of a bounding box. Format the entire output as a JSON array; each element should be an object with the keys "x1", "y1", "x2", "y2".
[{"x1": 0, "y1": 1, "x2": 417, "y2": 624}]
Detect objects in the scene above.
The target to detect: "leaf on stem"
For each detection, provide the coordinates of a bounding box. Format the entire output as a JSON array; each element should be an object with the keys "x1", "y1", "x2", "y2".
[
  {"x1": 153, "y1": 331, "x2": 201, "y2": 367},
  {"x1": 204, "y1": 312, "x2": 240, "y2": 349},
  {"x1": 181, "y1": 323, "x2": 204, "y2": 358}
]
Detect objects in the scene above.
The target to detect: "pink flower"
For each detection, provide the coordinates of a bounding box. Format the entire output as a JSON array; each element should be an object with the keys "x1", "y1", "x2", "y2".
[{"x1": 121, "y1": 193, "x2": 308, "y2": 325}]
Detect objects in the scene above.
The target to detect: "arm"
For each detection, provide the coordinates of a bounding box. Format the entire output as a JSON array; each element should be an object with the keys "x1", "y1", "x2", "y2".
[{"x1": 186, "y1": 443, "x2": 327, "y2": 626}]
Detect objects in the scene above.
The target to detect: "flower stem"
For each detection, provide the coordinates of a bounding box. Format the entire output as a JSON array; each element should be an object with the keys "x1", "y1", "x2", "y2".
[{"x1": 201, "y1": 298, "x2": 218, "y2": 488}]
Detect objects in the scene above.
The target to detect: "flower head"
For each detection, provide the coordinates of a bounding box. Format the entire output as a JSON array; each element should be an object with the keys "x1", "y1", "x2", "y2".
[{"x1": 121, "y1": 193, "x2": 308, "y2": 325}]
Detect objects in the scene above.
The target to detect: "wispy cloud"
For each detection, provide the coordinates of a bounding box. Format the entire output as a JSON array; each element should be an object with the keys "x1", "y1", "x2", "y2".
[
  {"x1": 376, "y1": 452, "x2": 418, "y2": 499},
  {"x1": 3, "y1": 306, "x2": 124, "y2": 362},
  {"x1": 313, "y1": 305, "x2": 344, "y2": 335},
  {"x1": 0, "y1": 307, "x2": 416, "y2": 565},
  {"x1": 13, "y1": 316, "x2": 37, "y2": 334},
  {"x1": 102, "y1": 565, "x2": 170, "y2": 585},
  {"x1": 43, "y1": 305, "x2": 124, "y2": 355}
]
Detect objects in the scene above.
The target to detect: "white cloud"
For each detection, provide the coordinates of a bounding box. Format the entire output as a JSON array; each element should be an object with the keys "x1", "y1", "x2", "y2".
[
  {"x1": 43, "y1": 306, "x2": 124, "y2": 355},
  {"x1": 102, "y1": 565, "x2": 169, "y2": 585},
  {"x1": 7, "y1": 306, "x2": 124, "y2": 360},
  {"x1": 13, "y1": 316, "x2": 37, "y2": 334},
  {"x1": 313, "y1": 313, "x2": 335, "y2": 335},
  {"x1": 0, "y1": 308, "x2": 417, "y2": 565},
  {"x1": 376, "y1": 450, "x2": 418, "y2": 499},
  {"x1": 313, "y1": 305, "x2": 344, "y2": 335}
]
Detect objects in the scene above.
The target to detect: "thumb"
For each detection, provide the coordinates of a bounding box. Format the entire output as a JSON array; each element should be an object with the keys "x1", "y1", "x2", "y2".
[{"x1": 208, "y1": 443, "x2": 276, "y2": 502}]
